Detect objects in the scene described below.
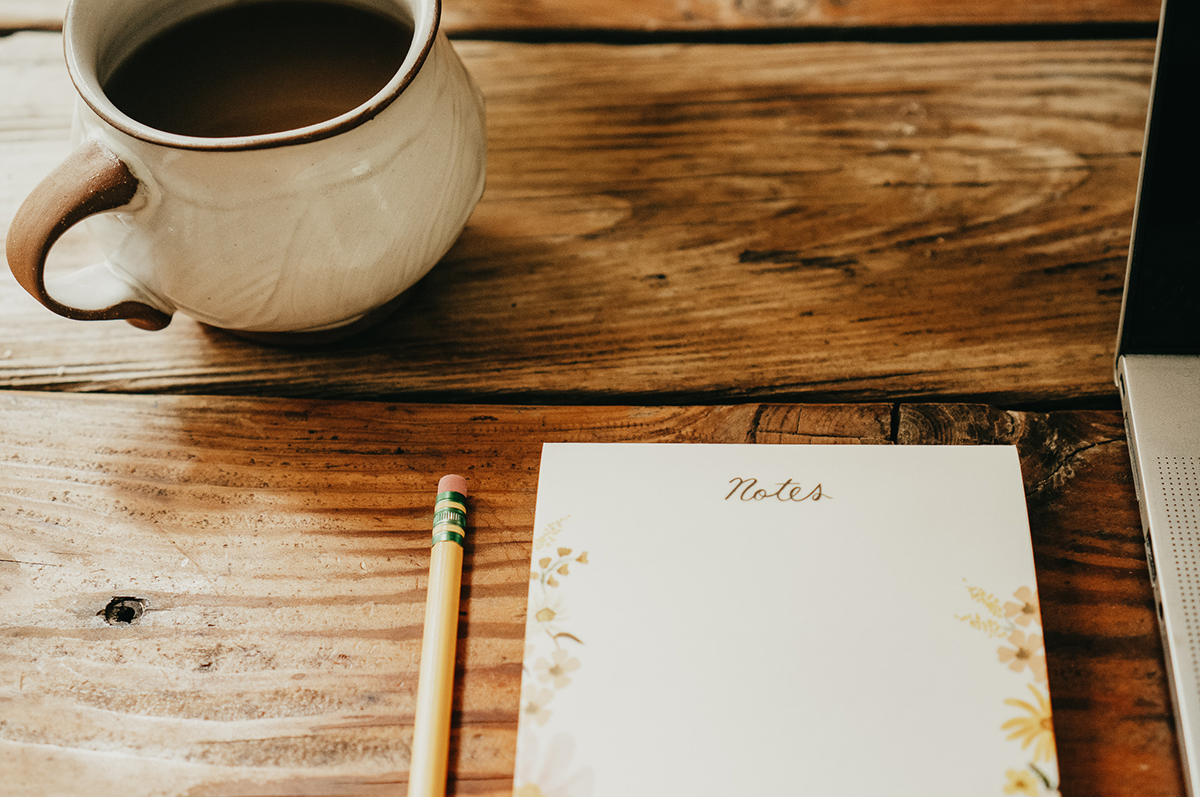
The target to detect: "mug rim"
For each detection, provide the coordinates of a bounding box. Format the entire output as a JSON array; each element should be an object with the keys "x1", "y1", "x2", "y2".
[{"x1": 63, "y1": 0, "x2": 441, "y2": 152}]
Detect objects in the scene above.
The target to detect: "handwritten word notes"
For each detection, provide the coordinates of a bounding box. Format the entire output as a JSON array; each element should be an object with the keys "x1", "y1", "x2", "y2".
[
  {"x1": 514, "y1": 443, "x2": 1059, "y2": 797},
  {"x1": 724, "y1": 476, "x2": 826, "y2": 502}
]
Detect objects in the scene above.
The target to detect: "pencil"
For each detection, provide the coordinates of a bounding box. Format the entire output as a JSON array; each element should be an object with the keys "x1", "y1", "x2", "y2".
[{"x1": 409, "y1": 474, "x2": 469, "y2": 797}]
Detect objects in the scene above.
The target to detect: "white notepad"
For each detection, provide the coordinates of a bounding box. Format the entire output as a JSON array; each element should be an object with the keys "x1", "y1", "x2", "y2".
[{"x1": 513, "y1": 443, "x2": 1059, "y2": 797}]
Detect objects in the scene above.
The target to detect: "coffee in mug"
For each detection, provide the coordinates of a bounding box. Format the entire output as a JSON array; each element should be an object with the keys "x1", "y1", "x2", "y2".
[{"x1": 104, "y1": 1, "x2": 414, "y2": 138}]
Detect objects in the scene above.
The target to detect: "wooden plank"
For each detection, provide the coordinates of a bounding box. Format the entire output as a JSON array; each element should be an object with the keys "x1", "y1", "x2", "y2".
[
  {"x1": 0, "y1": 0, "x2": 1163, "y2": 33},
  {"x1": 899, "y1": 404, "x2": 1185, "y2": 797},
  {"x1": 444, "y1": 0, "x2": 1162, "y2": 32},
  {"x1": 0, "y1": 34, "x2": 1151, "y2": 405},
  {"x1": 0, "y1": 393, "x2": 887, "y2": 795},
  {"x1": 0, "y1": 393, "x2": 1179, "y2": 794}
]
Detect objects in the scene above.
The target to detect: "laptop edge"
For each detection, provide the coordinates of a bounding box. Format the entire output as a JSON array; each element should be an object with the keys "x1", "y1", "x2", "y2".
[{"x1": 1116, "y1": 1, "x2": 1200, "y2": 793}]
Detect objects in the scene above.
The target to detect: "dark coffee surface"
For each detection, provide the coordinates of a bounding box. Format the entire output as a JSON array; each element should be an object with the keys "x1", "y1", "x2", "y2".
[{"x1": 103, "y1": 1, "x2": 413, "y2": 137}]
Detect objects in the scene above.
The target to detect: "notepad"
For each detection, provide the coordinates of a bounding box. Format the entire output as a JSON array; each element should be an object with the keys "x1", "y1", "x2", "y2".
[{"x1": 513, "y1": 443, "x2": 1059, "y2": 797}]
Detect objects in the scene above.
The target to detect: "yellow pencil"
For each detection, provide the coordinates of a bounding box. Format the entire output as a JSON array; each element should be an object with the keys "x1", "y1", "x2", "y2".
[{"x1": 409, "y1": 474, "x2": 469, "y2": 797}]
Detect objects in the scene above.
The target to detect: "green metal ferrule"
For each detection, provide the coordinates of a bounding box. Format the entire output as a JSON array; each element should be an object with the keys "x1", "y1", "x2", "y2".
[
  {"x1": 431, "y1": 530, "x2": 465, "y2": 547},
  {"x1": 432, "y1": 489, "x2": 467, "y2": 546},
  {"x1": 433, "y1": 507, "x2": 467, "y2": 529}
]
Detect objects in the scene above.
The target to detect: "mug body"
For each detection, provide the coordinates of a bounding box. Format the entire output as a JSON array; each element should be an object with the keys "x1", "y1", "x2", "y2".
[{"x1": 62, "y1": 0, "x2": 486, "y2": 333}]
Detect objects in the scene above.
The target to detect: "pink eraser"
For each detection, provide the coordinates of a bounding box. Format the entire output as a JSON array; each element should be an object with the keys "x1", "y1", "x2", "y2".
[{"x1": 438, "y1": 474, "x2": 467, "y2": 495}]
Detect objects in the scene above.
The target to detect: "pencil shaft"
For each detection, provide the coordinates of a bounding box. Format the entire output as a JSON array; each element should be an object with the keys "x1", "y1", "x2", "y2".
[{"x1": 409, "y1": 541, "x2": 463, "y2": 797}]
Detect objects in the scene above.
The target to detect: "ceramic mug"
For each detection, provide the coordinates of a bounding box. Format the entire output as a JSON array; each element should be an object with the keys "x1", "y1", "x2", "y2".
[{"x1": 5, "y1": 0, "x2": 486, "y2": 340}]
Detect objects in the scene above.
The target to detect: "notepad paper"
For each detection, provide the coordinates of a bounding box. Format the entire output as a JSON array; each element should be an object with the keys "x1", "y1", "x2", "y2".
[{"x1": 512, "y1": 443, "x2": 1059, "y2": 797}]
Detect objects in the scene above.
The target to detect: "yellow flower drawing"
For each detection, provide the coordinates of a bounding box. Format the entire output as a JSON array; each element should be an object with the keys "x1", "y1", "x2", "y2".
[
  {"x1": 963, "y1": 582, "x2": 1058, "y2": 795},
  {"x1": 528, "y1": 591, "x2": 571, "y2": 638},
  {"x1": 536, "y1": 649, "x2": 581, "y2": 689},
  {"x1": 1004, "y1": 768, "x2": 1040, "y2": 796},
  {"x1": 964, "y1": 583, "x2": 1007, "y2": 617},
  {"x1": 956, "y1": 611, "x2": 1007, "y2": 638},
  {"x1": 519, "y1": 521, "x2": 592, "y2": 795},
  {"x1": 1005, "y1": 586, "x2": 1040, "y2": 628},
  {"x1": 513, "y1": 731, "x2": 594, "y2": 797},
  {"x1": 522, "y1": 684, "x2": 555, "y2": 726},
  {"x1": 534, "y1": 516, "x2": 569, "y2": 550},
  {"x1": 998, "y1": 629, "x2": 1047, "y2": 682},
  {"x1": 1003, "y1": 684, "x2": 1056, "y2": 763}
]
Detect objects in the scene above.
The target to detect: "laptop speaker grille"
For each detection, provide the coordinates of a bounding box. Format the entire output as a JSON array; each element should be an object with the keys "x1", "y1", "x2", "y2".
[{"x1": 1157, "y1": 457, "x2": 1200, "y2": 669}]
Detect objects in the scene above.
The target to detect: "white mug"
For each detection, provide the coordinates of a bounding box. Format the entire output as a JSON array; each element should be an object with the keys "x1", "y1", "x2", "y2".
[{"x1": 5, "y1": 0, "x2": 486, "y2": 341}]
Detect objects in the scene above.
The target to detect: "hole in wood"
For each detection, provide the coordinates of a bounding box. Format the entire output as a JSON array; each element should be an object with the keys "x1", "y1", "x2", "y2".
[{"x1": 100, "y1": 596, "x2": 146, "y2": 625}]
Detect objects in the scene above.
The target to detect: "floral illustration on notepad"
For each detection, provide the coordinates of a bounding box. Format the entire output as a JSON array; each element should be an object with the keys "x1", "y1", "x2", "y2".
[
  {"x1": 959, "y1": 582, "x2": 1060, "y2": 796},
  {"x1": 513, "y1": 731, "x2": 594, "y2": 797},
  {"x1": 1004, "y1": 768, "x2": 1042, "y2": 796},
  {"x1": 1005, "y1": 585, "x2": 1040, "y2": 627},
  {"x1": 1003, "y1": 683, "x2": 1056, "y2": 764},
  {"x1": 521, "y1": 683, "x2": 555, "y2": 727},
  {"x1": 515, "y1": 517, "x2": 593, "y2": 797},
  {"x1": 528, "y1": 540, "x2": 588, "y2": 647},
  {"x1": 528, "y1": 589, "x2": 572, "y2": 639},
  {"x1": 535, "y1": 649, "x2": 581, "y2": 688},
  {"x1": 998, "y1": 629, "x2": 1048, "y2": 683}
]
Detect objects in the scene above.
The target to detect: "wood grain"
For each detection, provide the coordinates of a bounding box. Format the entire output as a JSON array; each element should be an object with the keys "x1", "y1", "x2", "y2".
[
  {"x1": 0, "y1": 394, "x2": 880, "y2": 796},
  {"x1": 0, "y1": 34, "x2": 1151, "y2": 406},
  {"x1": 0, "y1": 0, "x2": 1163, "y2": 34},
  {"x1": 0, "y1": 392, "x2": 1180, "y2": 795}
]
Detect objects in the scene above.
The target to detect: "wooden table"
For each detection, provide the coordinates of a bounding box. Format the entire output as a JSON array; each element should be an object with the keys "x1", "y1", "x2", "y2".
[{"x1": 0, "y1": 1, "x2": 1177, "y2": 794}]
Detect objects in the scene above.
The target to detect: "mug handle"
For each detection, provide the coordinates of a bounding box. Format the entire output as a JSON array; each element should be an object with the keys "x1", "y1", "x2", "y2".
[{"x1": 5, "y1": 139, "x2": 172, "y2": 330}]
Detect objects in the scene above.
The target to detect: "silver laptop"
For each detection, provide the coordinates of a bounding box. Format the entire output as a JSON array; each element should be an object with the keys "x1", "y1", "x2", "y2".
[{"x1": 1116, "y1": 0, "x2": 1200, "y2": 792}]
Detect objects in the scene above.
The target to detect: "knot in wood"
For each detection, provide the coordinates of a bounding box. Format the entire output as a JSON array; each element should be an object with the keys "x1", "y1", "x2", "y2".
[{"x1": 100, "y1": 596, "x2": 147, "y2": 625}]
